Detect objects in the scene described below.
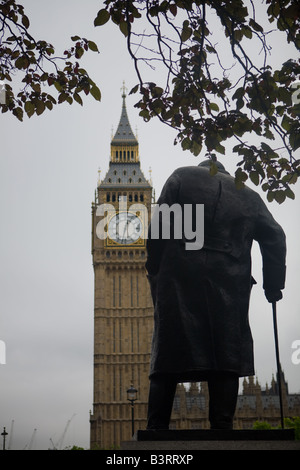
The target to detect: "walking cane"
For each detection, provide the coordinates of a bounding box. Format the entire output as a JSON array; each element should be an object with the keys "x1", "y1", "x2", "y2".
[{"x1": 272, "y1": 301, "x2": 284, "y2": 429}]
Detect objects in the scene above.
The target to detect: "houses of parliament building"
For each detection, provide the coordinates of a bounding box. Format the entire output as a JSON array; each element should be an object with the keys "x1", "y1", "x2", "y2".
[{"x1": 89, "y1": 89, "x2": 300, "y2": 449}]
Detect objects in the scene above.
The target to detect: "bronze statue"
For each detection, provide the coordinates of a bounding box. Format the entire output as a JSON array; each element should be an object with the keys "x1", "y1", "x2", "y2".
[{"x1": 145, "y1": 160, "x2": 286, "y2": 430}]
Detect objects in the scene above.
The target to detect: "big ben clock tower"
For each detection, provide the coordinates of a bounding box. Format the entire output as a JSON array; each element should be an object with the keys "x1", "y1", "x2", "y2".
[{"x1": 90, "y1": 88, "x2": 154, "y2": 449}]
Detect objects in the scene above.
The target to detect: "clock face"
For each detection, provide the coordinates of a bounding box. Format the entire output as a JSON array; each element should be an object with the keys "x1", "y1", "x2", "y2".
[{"x1": 107, "y1": 212, "x2": 143, "y2": 245}]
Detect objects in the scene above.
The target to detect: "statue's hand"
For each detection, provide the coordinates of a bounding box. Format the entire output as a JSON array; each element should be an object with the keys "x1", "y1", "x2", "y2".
[{"x1": 265, "y1": 290, "x2": 283, "y2": 303}]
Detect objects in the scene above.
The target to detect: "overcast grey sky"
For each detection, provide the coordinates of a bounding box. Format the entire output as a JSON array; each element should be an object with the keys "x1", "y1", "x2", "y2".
[{"x1": 0, "y1": 1, "x2": 299, "y2": 450}]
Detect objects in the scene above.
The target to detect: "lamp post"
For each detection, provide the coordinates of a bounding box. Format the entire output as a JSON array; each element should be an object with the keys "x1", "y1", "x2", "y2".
[
  {"x1": 127, "y1": 385, "x2": 138, "y2": 436},
  {"x1": 1, "y1": 427, "x2": 8, "y2": 451}
]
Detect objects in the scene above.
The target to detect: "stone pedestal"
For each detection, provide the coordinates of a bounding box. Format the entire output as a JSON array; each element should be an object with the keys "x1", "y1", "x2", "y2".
[{"x1": 121, "y1": 429, "x2": 300, "y2": 451}]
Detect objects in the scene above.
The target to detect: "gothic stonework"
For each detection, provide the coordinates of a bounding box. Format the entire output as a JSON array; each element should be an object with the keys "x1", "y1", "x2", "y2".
[
  {"x1": 90, "y1": 91, "x2": 153, "y2": 449},
  {"x1": 171, "y1": 373, "x2": 300, "y2": 431}
]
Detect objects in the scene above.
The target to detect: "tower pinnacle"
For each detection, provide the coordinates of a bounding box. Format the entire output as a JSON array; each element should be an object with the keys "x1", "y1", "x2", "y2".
[
  {"x1": 121, "y1": 80, "x2": 128, "y2": 98},
  {"x1": 110, "y1": 84, "x2": 139, "y2": 162}
]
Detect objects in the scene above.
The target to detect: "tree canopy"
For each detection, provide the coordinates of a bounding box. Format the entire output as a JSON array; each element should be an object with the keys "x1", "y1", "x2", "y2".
[
  {"x1": 0, "y1": 0, "x2": 100, "y2": 121},
  {"x1": 1, "y1": 0, "x2": 299, "y2": 202},
  {"x1": 95, "y1": 0, "x2": 300, "y2": 203}
]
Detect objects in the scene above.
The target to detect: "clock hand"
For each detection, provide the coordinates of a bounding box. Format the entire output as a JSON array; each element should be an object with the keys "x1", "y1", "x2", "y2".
[{"x1": 122, "y1": 219, "x2": 130, "y2": 240}]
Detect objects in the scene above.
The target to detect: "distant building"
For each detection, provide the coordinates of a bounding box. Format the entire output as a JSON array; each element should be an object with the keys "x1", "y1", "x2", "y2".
[{"x1": 171, "y1": 372, "x2": 300, "y2": 430}]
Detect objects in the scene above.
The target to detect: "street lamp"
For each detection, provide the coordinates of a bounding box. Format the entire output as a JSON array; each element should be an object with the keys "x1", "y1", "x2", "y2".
[
  {"x1": 127, "y1": 385, "x2": 138, "y2": 436},
  {"x1": 1, "y1": 427, "x2": 8, "y2": 451}
]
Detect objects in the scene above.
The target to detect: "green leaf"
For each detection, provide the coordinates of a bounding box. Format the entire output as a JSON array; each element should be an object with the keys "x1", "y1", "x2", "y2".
[
  {"x1": 169, "y1": 4, "x2": 177, "y2": 17},
  {"x1": 58, "y1": 92, "x2": 68, "y2": 104},
  {"x1": 264, "y1": 128, "x2": 275, "y2": 140},
  {"x1": 129, "y1": 84, "x2": 139, "y2": 95},
  {"x1": 235, "y1": 168, "x2": 248, "y2": 189},
  {"x1": 254, "y1": 162, "x2": 265, "y2": 179},
  {"x1": 15, "y1": 56, "x2": 29, "y2": 70},
  {"x1": 152, "y1": 86, "x2": 164, "y2": 97},
  {"x1": 25, "y1": 101, "x2": 35, "y2": 118},
  {"x1": 181, "y1": 21, "x2": 192, "y2": 42},
  {"x1": 232, "y1": 87, "x2": 244, "y2": 100},
  {"x1": 13, "y1": 107, "x2": 23, "y2": 121},
  {"x1": 206, "y1": 45, "x2": 217, "y2": 54},
  {"x1": 71, "y1": 36, "x2": 81, "y2": 41},
  {"x1": 250, "y1": 171, "x2": 259, "y2": 186},
  {"x1": 46, "y1": 46, "x2": 54, "y2": 56},
  {"x1": 75, "y1": 47, "x2": 84, "y2": 59},
  {"x1": 88, "y1": 41, "x2": 99, "y2": 52},
  {"x1": 94, "y1": 9, "x2": 110, "y2": 27},
  {"x1": 292, "y1": 103, "x2": 300, "y2": 116},
  {"x1": 262, "y1": 183, "x2": 270, "y2": 192},
  {"x1": 236, "y1": 97, "x2": 244, "y2": 110},
  {"x1": 286, "y1": 188, "x2": 295, "y2": 200},
  {"x1": 209, "y1": 162, "x2": 218, "y2": 176},
  {"x1": 35, "y1": 100, "x2": 45, "y2": 116},
  {"x1": 181, "y1": 137, "x2": 191, "y2": 151},
  {"x1": 261, "y1": 142, "x2": 277, "y2": 157},
  {"x1": 215, "y1": 143, "x2": 225, "y2": 155},
  {"x1": 289, "y1": 173, "x2": 298, "y2": 185},
  {"x1": 191, "y1": 140, "x2": 202, "y2": 156},
  {"x1": 249, "y1": 19, "x2": 264, "y2": 33},
  {"x1": 274, "y1": 191, "x2": 286, "y2": 204},
  {"x1": 74, "y1": 92, "x2": 83, "y2": 106},
  {"x1": 45, "y1": 100, "x2": 53, "y2": 110},
  {"x1": 139, "y1": 109, "x2": 150, "y2": 121},
  {"x1": 233, "y1": 29, "x2": 243, "y2": 42},
  {"x1": 31, "y1": 83, "x2": 41, "y2": 93},
  {"x1": 54, "y1": 81, "x2": 63, "y2": 92},
  {"x1": 90, "y1": 84, "x2": 101, "y2": 101},
  {"x1": 243, "y1": 26, "x2": 253, "y2": 39},
  {"x1": 22, "y1": 15, "x2": 30, "y2": 29},
  {"x1": 119, "y1": 21, "x2": 128, "y2": 37},
  {"x1": 281, "y1": 115, "x2": 291, "y2": 132},
  {"x1": 209, "y1": 102, "x2": 219, "y2": 112},
  {"x1": 289, "y1": 132, "x2": 300, "y2": 151}
]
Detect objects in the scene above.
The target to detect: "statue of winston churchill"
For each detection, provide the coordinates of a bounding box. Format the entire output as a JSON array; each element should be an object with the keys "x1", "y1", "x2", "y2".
[{"x1": 145, "y1": 160, "x2": 286, "y2": 430}]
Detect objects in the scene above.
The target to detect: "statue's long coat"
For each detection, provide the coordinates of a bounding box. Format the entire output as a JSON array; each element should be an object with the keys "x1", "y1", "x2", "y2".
[{"x1": 146, "y1": 165, "x2": 286, "y2": 380}]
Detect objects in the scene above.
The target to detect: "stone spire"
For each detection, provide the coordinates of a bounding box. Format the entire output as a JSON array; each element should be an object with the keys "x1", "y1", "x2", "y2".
[
  {"x1": 100, "y1": 85, "x2": 151, "y2": 189},
  {"x1": 111, "y1": 82, "x2": 138, "y2": 147}
]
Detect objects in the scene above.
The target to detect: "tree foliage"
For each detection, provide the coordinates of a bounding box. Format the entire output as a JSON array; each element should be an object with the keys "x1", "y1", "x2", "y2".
[
  {"x1": 0, "y1": 0, "x2": 101, "y2": 121},
  {"x1": 95, "y1": 0, "x2": 300, "y2": 203}
]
